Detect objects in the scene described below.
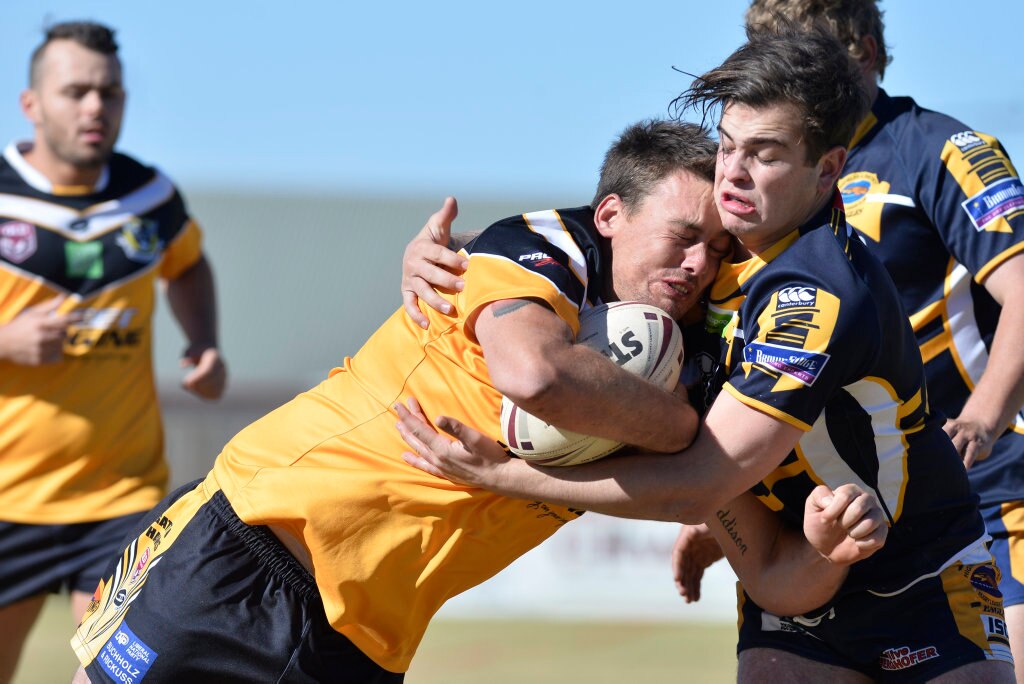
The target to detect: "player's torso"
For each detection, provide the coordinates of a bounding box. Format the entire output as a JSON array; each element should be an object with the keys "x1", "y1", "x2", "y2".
[
  {"x1": 839, "y1": 94, "x2": 1024, "y2": 504},
  {"x1": 708, "y1": 214, "x2": 982, "y2": 592},
  {"x1": 213, "y1": 207, "x2": 603, "y2": 671},
  {"x1": 0, "y1": 149, "x2": 191, "y2": 522}
]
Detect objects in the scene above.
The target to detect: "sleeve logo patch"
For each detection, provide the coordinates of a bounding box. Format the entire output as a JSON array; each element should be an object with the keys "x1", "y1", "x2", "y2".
[
  {"x1": 961, "y1": 177, "x2": 1024, "y2": 230},
  {"x1": 950, "y1": 130, "x2": 986, "y2": 153},
  {"x1": 776, "y1": 286, "x2": 817, "y2": 310},
  {"x1": 743, "y1": 341, "x2": 830, "y2": 386}
]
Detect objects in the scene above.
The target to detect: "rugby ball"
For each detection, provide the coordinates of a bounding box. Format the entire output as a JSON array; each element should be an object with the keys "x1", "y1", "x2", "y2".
[{"x1": 499, "y1": 301, "x2": 684, "y2": 467}]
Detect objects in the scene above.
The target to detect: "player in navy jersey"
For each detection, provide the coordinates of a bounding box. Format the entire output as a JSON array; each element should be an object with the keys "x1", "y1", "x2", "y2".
[{"x1": 396, "y1": 26, "x2": 1015, "y2": 681}]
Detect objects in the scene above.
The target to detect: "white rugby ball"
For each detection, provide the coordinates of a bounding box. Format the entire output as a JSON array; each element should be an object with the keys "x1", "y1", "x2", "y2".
[{"x1": 499, "y1": 301, "x2": 684, "y2": 467}]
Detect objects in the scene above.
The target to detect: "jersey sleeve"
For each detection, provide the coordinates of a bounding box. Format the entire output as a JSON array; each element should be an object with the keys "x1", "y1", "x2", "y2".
[
  {"x1": 723, "y1": 280, "x2": 874, "y2": 431},
  {"x1": 920, "y1": 125, "x2": 1024, "y2": 282},
  {"x1": 159, "y1": 186, "x2": 203, "y2": 280},
  {"x1": 458, "y1": 212, "x2": 590, "y2": 337}
]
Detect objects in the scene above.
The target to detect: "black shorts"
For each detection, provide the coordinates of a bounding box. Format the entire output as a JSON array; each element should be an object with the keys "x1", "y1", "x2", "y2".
[
  {"x1": 0, "y1": 510, "x2": 145, "y2": 606},
  {"x1": 737, "y1": 547, "x2": 1013, "y2": 682},
  {"x1": 73, "y1": 479, "x2": 403, "y2": 683}
]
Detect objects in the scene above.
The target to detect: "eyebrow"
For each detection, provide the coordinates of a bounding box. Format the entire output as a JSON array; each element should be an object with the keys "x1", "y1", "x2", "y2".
[{"x1": 717, "y1": 124, "x2": 788, "y2": 150}]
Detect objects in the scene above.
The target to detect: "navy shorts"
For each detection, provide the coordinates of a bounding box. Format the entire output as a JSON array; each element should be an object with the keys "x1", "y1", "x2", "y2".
[
  {"x1": 73, "y1": 479, "x2": 403, "y2": 683},
  {"x1": 982, "y1": 500, "x2": 1024, "y2": 608},
  {"x1": 0, "y1": 510, "x2": 145, "y2": 606},
  {"x1": 737, "y1": 549, "x2": 1013, "y2": 682}
]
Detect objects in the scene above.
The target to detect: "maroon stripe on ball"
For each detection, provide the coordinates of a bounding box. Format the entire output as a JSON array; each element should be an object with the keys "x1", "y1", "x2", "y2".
[
  {"x1": 506, "y1": 405, "x2": 520, "y2": 449},
  {"x1": 653, "y1": 315, "x2": 673, "y2": 368}
]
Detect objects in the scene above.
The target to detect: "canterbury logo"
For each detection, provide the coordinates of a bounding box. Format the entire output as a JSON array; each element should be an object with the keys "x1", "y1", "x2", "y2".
[
  {"x1": 950, "y1": 131, "x2": 984, "y2": 151},
  {"x1": 777, "y1": 286, "x2": 816, "y2": 307}
]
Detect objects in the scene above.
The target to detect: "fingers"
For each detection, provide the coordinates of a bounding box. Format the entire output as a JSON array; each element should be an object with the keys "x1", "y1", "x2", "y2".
[
  {"x1": 31, "y1": 295, "x2": 67, "y2": 313},
  {"x1": 181, "y1": 349, "x2": 227, "y2": 400},
  {"x1": 424, "y1": 196, "x2": 459, "y2": 244}
]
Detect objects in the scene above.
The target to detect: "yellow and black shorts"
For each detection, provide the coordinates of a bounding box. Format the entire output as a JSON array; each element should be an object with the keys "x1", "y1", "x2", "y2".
[
  {"x1": 72, "y1": 478, "x2": 403, "y2": 683},
  {"x1": 736, "y1": 550, "x2": 1014, "y2": 681}
]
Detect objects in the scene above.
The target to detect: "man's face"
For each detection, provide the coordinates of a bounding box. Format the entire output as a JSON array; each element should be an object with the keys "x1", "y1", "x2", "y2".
[
  {"x1": 23, "y1": 39, "x2": 125, "y2": 170},
  {"x1": 599, "y1": 169, "x2": 730, "y2": 321},
  {"x1": 714, "y1": 102, "x2": 828, "y2": 253}
]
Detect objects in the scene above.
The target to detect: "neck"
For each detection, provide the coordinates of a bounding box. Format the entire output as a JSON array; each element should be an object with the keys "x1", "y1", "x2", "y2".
[{"x1": 22, "y1": 142, "x2": 103, "y2": 188}]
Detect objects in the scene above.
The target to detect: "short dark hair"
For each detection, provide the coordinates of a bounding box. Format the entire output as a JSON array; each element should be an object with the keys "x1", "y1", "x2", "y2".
[
  {"x1": 746, "y1": 0, "x2": 891, "y2": 79},
  {"x1": 29, "y1": 21, "x2": 119, "y2": 86},
  {"x1": 591, "y1": 120, "x2": 717, "y2": 212},
  {"x1": 673, "y1": 24, "x2": 868, "y2": 163}
]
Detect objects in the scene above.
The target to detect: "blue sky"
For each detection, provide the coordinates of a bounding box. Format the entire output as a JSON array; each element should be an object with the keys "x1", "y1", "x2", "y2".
[{"x1": 2, "y1": 1, "x2": 1022, "y2": 200}]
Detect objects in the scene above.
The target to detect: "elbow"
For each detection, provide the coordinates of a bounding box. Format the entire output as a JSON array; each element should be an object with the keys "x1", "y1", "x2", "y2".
[{"x1": 491, "y1": 360, "x2": 562, "y2": 413}]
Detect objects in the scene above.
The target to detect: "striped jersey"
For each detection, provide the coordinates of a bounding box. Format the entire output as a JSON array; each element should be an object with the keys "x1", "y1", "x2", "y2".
[
  {"x1": 0, "y1": 142, "x2": 203, "y2": 524},
  {"x1": 211, "y1": 206, "x2": 605, "y2": 672},
  {"x1": 840, "y1": 90, "x2": 1024, "y2": 506},
  {"x1": 706, "y1": 194, "x2": 986, "y2": 597}
]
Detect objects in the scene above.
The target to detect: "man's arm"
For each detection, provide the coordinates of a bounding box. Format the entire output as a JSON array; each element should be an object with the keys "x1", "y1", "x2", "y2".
[
  {"x1": 474, "y1": 298, "x2": 697, "y2": 454},
  {"x1": 945, "y1": 252, "x2": 1024, "y2": 466},
  {"x1": 162, "y1": 254, "x2": 227, "y2": 400},
  {"x1": 708, "y1": 485, "x2": 886, "y2": 616},
  {"x1": 395, "y1": 388, "x2": 802, "y2": 523}
]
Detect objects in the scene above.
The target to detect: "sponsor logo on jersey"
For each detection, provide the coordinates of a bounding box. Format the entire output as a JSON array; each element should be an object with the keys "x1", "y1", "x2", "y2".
[
  {"x1": 969, "y1": 564, "x2": 1003, "y2": 599},
  {"x1": 116, "y1": 217, "x2": 163, "y2": 263},
  {"x1": 879, "y1": 645, "x2": 940, "y2": 671},
  {"x1": 950, "y1": 130, "x2": 986, "y2": 153},
  {"x1": 776, "y1": 286, "x2": 817, "y2": 310},
  {"x1": 65, "y1": 241, "x2": 104, "y2": 278},
  {"x1": 129, "y1": 547, "x2": 151, "y2": 585},
  {"x1": 704, "y1": 303, "x2": 735, "y2": 337},
  {"x1": 0, "y1": 221, "x2": 37, "y2": 263},
  {"x1": 961, "y1": 177, "x2": 1024, "y2": 230},
  {"x1": 839, "y1": 173, "x2": 877, "y2": 207},
  {"x1": 743, "y1": 341, "x2": 830, "y2": 386},
  {"x1": 112, "y1": 588, "x2": 128, "y2": 608},
  {"x1": 99, "y1": 623, "x2": 157, "y2": 683}
]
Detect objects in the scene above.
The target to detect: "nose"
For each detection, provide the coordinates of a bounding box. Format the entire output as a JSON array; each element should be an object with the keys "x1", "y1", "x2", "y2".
[
  {"x1": 681, "y1": 243, "x2": 710, "y2": 278},
  {"x1": 81, "y1": 90, "x2": 104, "y2": 116},
  {"x1": 720, "y1": 150, "x2": 750, "y2": 184}
]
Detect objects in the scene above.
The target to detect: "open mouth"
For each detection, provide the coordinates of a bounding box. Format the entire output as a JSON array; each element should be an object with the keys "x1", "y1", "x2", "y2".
[{"x1": 720, "y1": 192, "x2": 756, "y2": 215}]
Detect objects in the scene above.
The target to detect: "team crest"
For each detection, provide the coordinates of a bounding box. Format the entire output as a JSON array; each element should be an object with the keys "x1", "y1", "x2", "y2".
[
  {"x1": 839, "y1": 171, "x2": 881, "y2": 208},
  {"x1": 0, "y1": 221, "x2": 37, "y2": 264},
  {"x1": 116, "y1": 217, "x2": 163, "y2": 263}
]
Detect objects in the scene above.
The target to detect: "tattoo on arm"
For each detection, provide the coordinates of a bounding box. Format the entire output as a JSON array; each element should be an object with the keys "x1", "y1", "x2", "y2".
[
  {"x1": 716, "y1": 509, "x2": 748, "y2": 555},
  {"x1": 492, "y1": 301, "x2": 530, "y2": 318}
]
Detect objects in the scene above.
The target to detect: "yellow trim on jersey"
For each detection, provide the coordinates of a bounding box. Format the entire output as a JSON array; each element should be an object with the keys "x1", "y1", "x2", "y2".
[
  {"x1": 1000, "y1": 502, "x2": 1024, "y2": 586},
  {"x1": 941, "y1": 133, "x2": 1017, "y2": 235},
  {"x1": 976, "y1": 240, "x2": 1024, "y2": 284},
  {"x1": 756, "y1": 444, "x2": 824, "y2": 512},
  {"x1": 722, "y1": 382, "x2": 812, "y2": 431},
  {"x1": 848, "y1": 111, "x2": 878, "y2": 151}
]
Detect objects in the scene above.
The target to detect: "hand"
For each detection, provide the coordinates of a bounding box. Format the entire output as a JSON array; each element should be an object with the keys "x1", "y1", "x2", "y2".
[
  {"x1": 943, "y1": 416, "x2": 994, "y2": 469},
  {"x1": 803, "y1": 484, "x2": 887, "y2": 566},
  {"x1": 401, "y1": 197, "x2": 468, "y2": 329},
  {"x1": 672, "y1": 523, "x2": 724, "y2": 603},
  {"x1": 0, "y1": 296, "x2": 81, "y2": 365},
  {"x1": 394, "y1": 398, "x2": 511, "y2": 487},
  {"x1": 180, "y1": 345, "x2": 227, "y2": 400}
]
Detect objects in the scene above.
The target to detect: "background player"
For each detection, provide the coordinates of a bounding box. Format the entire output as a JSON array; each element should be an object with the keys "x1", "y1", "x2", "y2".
[
  {"x1": 672, "y1": 3, "x2": 1024, "y2": 679},
  {"x1": 70, "y1": 120, "x2": 884, "y2": 683},
  {"x1": 396, "y1": 26, "x2": 1014, "y2": 681},
  {"x1": 0, "y1": 20, "x2": 226, "y2": 682}
]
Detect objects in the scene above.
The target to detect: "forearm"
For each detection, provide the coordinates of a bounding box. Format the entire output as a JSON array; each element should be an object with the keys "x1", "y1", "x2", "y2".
[
  {"x1": 164, "y1": 256, "x2": 219, "y2": 348},
  {"x1": 959, "y1": 299, "x2": 1024, "y2": 431},
  {"x1": 708, "y1": 494, "x2": 847, "y2": 616},
  {"x1": 522, "y1": 343, "x2": 698, "y2": 453}
]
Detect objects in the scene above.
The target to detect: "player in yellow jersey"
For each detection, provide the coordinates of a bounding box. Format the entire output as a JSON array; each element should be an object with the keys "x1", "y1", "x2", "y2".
[
  {"x1": 72, "y1": 120, "x2": 885, "y2": 683},
  {"x1": 0, "y1": 21, "x2": 226, "y2": 683}
]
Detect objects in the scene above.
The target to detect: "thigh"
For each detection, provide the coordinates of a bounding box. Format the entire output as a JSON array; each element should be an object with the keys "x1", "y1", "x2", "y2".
[{"x1": 738, "y1": 647, "x2": 871, "y2": 683}]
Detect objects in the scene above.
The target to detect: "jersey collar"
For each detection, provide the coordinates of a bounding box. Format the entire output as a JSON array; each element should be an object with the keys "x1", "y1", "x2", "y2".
[{"x1": 4, "y1": 140, "x2": 110, "y2": 195}]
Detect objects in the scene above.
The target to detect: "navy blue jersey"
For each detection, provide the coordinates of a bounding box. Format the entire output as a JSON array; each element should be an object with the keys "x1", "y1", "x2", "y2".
[
  {"x1": 839, "y1": 90, "x2": 1024, "y2": 506},
  {"x1": 706, "y1": 195, "x2": 985, "y2": 596}
]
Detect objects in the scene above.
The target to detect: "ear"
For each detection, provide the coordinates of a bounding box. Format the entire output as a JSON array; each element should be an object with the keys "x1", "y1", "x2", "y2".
[
  {"x1": 858, "y1": 35, "x2": 879, "y2": 76},
  {"x1": 20, "y1": 89, "x2": 40, "y2": 124},
  {"x1": 593, "y1": 193, "x2": 624, "y2": 239},
  {"x1": 817, "y1": 146, "x2": 848, "y2": 194}
]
